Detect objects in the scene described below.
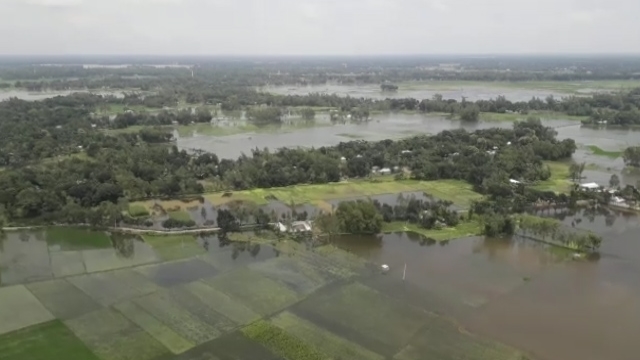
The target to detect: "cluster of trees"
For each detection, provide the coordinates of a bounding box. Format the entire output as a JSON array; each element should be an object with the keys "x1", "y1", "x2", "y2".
[
  {"x1": 0, "y1": 93, "x2": 577, "y2": 226},
  {"x1": 581, "y1": 88, "x2": 640, "y2": 126},
  {"x1": 4, "y1": 56, "x2": 640, "y2": 93},
  {"x1": 372, "y1": 195, "x2": 459, "y2": 229},
  {"x1": 111, "y1": 107, "x2": 213, "y2": 129},
  {"x1": 623, "y1": 146, "x2": 640, "y2": 167},
  {"x1": 517, "y1": 215, "x2": 602, "y2": 252}
]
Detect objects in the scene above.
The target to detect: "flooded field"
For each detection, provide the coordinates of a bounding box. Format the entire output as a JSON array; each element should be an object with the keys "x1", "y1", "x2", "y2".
[
  {"x1": 2, "y1": 207, "x2": 640, "y2": 359},
  {"x1": 178, "y1": 113, "x2": 576, "y2": 159},
  {"x1": 178, "y1": 112, "x2": 638, "y2": 186},
  {"x1": 2, "y1": 226, "x2": 531, "y2": 360},
  {"x1": 0, "y1": 89, "x2": 125, "y2": 101},
  {"x1": 328, "y1": 208, "x2": 640, "y2": 360},
  {"x1": 263, "y1": 82, "x2": 571, "y2": 102}
]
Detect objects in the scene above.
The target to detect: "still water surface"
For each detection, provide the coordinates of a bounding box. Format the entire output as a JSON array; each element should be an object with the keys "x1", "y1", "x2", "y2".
[{"x1": 329, "y1": 208, "x2": 640, "y2": 360}]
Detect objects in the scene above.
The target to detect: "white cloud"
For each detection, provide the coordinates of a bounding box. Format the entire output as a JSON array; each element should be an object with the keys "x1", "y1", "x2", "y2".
[{"x1": 0, "y1": 0, "x2": 638, "y2": 55}]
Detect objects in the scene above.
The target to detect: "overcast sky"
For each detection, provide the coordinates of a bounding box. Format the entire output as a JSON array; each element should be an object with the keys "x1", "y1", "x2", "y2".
[{"x1": 1, "y1": 0, "x2": 638, "y2": 55}]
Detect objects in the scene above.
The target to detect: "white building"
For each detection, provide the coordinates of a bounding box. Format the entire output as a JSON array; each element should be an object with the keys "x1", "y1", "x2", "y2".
[{"x1": 579, "y1": 183, "x2": 600, "y2": 191}]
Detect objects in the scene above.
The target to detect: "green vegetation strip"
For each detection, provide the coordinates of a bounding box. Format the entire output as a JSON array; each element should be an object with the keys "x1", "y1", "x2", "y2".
[
  {"x1": 271, "y1": 311, "x2": 385, "y2": 360},
  {"x1": 382, "y1": 220, "x2": 482, "y2": 241},
  {"x1": 168, "y1": 210, "x2": 193, "y2": 222},
  {"x1": 128, "y1": 204, "x2": 150, "y2": 217},
  {"x1": 142, "y1": 234, "x2": 206, "y2": 261},
  {"x1": 241, "y1": 320, "x2": 328, "y2": 360},
  {"x1": 205, "y1": 178, "x2": 482, "y2": 209},
  {"x1": 46, "y1": 227, "x2": 112, "y2": 251},
  {"x1": 587, "y1": 145, "x2": 622, "y2": 158},
  {"x1": 532, "y1": 161, "x2": 572, "y2": 193},
  {"x1": 0, "y1": 321, "x2": 100, "y2": 360}
]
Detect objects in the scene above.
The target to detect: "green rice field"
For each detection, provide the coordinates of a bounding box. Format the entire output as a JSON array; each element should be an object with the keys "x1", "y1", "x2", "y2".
[{"x1": 0, "y1": 227, "x2": 534, "y2": 360}]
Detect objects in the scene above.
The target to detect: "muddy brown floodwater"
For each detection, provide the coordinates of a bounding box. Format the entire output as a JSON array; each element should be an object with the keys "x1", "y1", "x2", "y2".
[{"x1": 330, "y1": 208, "x2": 640, "y2": 360}]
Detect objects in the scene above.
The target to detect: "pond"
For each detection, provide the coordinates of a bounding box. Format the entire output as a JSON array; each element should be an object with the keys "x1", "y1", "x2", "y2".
[{"x1": 327, "y1": 209, "x2": 640, "y2": 360}]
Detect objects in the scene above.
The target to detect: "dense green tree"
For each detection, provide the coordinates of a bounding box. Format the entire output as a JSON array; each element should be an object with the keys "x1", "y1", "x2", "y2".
[
  {"x1": 623, "y1": 147, "x2": 640, "y2": 167},
  {"x1": 334, "y1": 200, "x2": 383, "y2": 234}
]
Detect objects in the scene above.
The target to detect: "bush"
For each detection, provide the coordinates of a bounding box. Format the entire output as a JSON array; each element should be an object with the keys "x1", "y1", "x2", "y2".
[
  {"x1": 162, "y1": 218, "x2": 196, "y2": 229},
  {"x1": 128, "y1": 204, "x2": 149, "y2": 217}
]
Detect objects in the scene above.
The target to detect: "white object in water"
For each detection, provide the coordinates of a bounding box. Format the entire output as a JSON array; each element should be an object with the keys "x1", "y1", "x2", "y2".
[{"x1": 381, "y1": 264, "x2": 390, "y2": 273}]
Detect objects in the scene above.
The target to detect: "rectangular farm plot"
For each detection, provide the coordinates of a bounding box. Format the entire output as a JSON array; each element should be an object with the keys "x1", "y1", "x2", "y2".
[
  {"x1": 136, "y1": 258, "x2": 218, "y2": 287},
  {"x1": 394, "y1": 314, "x2": 523, "y2": 360},
  {"x1": 241, "y1": 320, "x2": 328, "y2": 360},
  {"x1": 142, "y1": 235, "x2": 206, "y2": 262},
  {"x1": 50, "y1": 251, "x2": 86, "y2": 278},
  {"x1": 113, "y1": 301, "x2": 194, "y2": 355},
  {"x1": 203, "y1": 267, "x2": 299, "y2": 316},
  {"x1": 0, "y1": 285, "x2": 55, "y2": 336},
  {"x1": 133, "y1": 290, "x2": 221, "y2": 345},
  {"x1": 65, "y1": 308, "x2": 168, "y2": 360},
  {"x1": 82, "y1": 247, "x2": 159, "y2": 273},
  {"x1": 183, "y1": 281, "x2": 260, "y2": 326},
  {"x1": 26, "y1": 279, "x2": 101, "y2": 320},
  {"x1": 166, "y1": 286, "x2": 236, "y2": 333},
  {"x1": 0, "y1": 320, "x2": 100, "y2": 360},
  {"x1": 248, "y1": 256, "x2": 332, "y2": 296},
  {"x1": 168, "y1": 332, "x2": 281, "y2": 360},
  {"x1": 271, "y1": 311, "x2": 385, "y2": 360},
  {"x1": 67, "y1": 269, "x2": 160, "y2": 307},
  {"x1": 292, "y1": 282, "x2": 428, "y2": 356}
]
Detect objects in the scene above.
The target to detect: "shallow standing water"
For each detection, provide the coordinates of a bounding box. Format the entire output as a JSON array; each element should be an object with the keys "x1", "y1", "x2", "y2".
[
  {"x1": 262, "y1": 83, "x2": 569, "y2": 102},
  {"x1": 329, "y1": 209, "x2": 640, "y2": 360}
]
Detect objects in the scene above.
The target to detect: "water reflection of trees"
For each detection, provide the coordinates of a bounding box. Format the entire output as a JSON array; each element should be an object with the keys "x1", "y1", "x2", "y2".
[
  {"x1": 530, "y1": 206, "x2": 622, "y2": 227},
  {"x1": 112, "y1": 234, "x2": 136, "y2": 259}
]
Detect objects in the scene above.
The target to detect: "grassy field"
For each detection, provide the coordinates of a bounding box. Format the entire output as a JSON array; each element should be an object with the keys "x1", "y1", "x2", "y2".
[
  {"x1": 0, "y1": 321, "x2": 100, "y2": 360},
  {"x1": 382, "y1": 219, "x2": 482, "y2": 241},
  {"x1": 167, "y1": 210, "x2": 193, "y2": 222},
  {"x1": 532, "y1": 161, "x2": 572, "y2": 193},
  {"x1": 45, "y1": 227, "x2": 112, "y2": 251},
  {"x1": 141, "y1": 234, "x2": 206, "y2": 261},
  {"x1": 204, "y1": 178, "x2": 482, "y2": 211},
  {"x1": 587, "y1": 145, "x2": 622, "y2": 159}
]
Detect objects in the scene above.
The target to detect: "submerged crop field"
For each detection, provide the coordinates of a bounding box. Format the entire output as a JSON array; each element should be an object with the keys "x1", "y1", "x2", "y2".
[{"x1": 0, "y1": 226, "x2": 537, "y2": 360}]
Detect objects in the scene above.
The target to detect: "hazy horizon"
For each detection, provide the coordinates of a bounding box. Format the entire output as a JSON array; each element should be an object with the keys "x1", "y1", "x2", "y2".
[{"x1": 2, "y1": 0, "x2": 638, "y2": 56}]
